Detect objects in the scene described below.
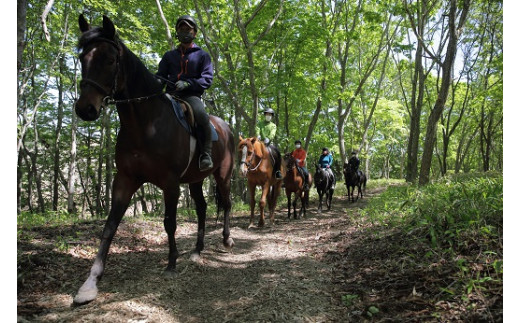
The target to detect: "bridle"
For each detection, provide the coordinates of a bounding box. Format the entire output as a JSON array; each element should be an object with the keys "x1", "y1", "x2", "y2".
[
  {"x1": 79, "y1": 37, "x2": 164, "y2": 108},
  {"x1": 239, "y1": 143, "x2": 263, "y2": 173}
]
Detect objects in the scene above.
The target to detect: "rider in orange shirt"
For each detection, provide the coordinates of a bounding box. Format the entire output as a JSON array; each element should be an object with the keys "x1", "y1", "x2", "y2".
[{"x1": 291, "y1": 140, "x2": 309, "y2": 189}]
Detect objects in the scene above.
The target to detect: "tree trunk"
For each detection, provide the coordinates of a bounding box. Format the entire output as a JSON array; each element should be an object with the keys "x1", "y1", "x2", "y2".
[
  {"x1": 17, "y1": 0, "x2": 27, "y2": 72},
  {"x1": 53, "y1": 57, "x2": 65, "y2": 211},
  {"x1": 67, "y1": 61, "x2": 79, "y2": 214},
  {"x1": 419, "y1": 0, "x2": 471, "y2": 185}
]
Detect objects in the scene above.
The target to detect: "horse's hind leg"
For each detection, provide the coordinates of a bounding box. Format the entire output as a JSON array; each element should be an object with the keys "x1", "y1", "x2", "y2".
[
  {"x1": 74, "y1": 173, "x2": 141, "y2": 305},
  {"x1": 268, "y1": 181, "x2": 282, "y2": 225},
  {"x1": 317, "y1": 192, "x2": 323, "y2": 214},
  {"x1": 213, "y1": 173, "x2": 234, "y2": 249},
  {"x1": 189, "y1": 181, "x2": 207, "y2": 262},
  {"x1": 327, "y1": 189, "x2": 333, "y2": 210}
]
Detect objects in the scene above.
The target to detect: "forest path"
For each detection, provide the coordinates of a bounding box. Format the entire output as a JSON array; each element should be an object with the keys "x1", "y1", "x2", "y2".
[{"x1": 18, "y1": 187, "x2": 377, "y2": 322}]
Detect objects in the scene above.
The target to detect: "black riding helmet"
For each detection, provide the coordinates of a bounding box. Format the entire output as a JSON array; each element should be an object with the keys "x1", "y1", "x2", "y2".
[
  {"x1": 322, "y1": 147, "x2": 329, "y2": 153},
  {"x1": 295, "y1": 140, "x2": 302, "y2": 144},
  {"x1": 176, "y1": 15, "x2": 198, "y2": 32}
]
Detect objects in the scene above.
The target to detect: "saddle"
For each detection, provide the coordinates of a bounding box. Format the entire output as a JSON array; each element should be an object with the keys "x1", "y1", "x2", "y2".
[{"x1": 165, "y1": 93, "x2": 217, "y2": 141}]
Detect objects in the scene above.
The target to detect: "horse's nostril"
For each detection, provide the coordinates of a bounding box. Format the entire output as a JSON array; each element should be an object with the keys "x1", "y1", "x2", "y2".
[
  {"x1": 87, "y1": 105, "x2": 98, "y2": 119},
  {"x1": 75, "y1": 101, "x2": 99, "y2": 121}
]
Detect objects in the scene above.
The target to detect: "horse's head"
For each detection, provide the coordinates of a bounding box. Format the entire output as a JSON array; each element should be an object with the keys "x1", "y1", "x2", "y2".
[
  {"x1": 75, "y1": 15, "x2": 121, "y2": 121},
  {"x1": 343, "y1": 162, "x2": 349, "y2": 174},
  {"x1": 284, "y1": 152, "x2": 296, "y2": 169},
  {"x1": 238, "y1": 136, "x2": 263, "y2": 177}
]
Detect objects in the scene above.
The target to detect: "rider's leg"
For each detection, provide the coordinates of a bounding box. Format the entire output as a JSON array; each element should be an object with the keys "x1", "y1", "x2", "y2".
[
  {"x1": 185, "y1": 96, "x2": 213, "y2": 171},
  {"x1": 328, "y1": 168, "x2": 336, "y2": 189},
  {"x1": 271, "y1": 145, "x2": 282, "y2": 179},
  {"x1": 301, "y1": 167, "x2": 309, "y2": 189}
]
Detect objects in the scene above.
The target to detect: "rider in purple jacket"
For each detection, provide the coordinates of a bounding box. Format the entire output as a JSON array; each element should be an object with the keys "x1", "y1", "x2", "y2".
[{"x1": 156, "y1": 15, "x2": 214, "y2": 171}]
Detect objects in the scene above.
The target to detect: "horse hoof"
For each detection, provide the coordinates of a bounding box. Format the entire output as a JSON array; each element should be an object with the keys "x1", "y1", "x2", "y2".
[
  {"x1": 190, "y1": 252, "x2": 203, "y2": 264},
  {"x1": 224, "y1": 237, "x2": 235, "y2": 249},
  {"x1": 73, "y1": 286, "x2": 98, "y2": 305}
]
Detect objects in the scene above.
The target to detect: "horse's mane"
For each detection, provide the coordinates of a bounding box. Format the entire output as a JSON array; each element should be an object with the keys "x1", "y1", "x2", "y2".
[{"x1": 77, "y1": 27, "x2": 162, "y2": 93}]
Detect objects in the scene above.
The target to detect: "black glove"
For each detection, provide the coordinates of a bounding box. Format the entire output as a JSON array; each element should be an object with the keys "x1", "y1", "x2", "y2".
[{"x1": 175, "y1": 80, "x2": 190, "y2": 91}]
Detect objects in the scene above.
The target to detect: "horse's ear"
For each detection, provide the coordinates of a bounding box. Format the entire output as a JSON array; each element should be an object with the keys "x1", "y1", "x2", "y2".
[
  {"x1": 102, "y1": 15, "x2": 116, "y2": 39},
  {"x1": 79, "y1": 14, "x2": 90, "y2": 33},
  {"x1": 251, "y1": 137, "x2": 257, "y2": 144},
  {"x1": 239, "y1": 135, "x2": 243, "y2": 141}
]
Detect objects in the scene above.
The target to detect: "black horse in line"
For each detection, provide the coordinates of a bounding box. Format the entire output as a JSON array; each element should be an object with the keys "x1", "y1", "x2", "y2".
[
  {"x1": 343, "y1": 162, "x2": 367, "y2": 202},
  {"x1": 313, "y1": 164, "x2": 334, "y2": 213}
]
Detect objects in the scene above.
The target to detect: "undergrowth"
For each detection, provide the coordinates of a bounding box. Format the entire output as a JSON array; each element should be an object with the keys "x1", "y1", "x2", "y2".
[{"x1": 356, "y1": 171, "x2": 503, "y2": 319}]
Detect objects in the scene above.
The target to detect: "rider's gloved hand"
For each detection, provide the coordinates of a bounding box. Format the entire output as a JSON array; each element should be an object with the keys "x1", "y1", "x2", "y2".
[
  {"x1": 175, "y1": 80, "x2": 190, "y2": 91},
  {"x1": 326, "y1": 165, "x2": 330, "y2": 168}
]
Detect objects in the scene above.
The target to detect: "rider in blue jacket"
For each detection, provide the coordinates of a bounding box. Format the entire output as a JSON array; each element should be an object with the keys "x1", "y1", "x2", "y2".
[
  {"x1": 156, "y1": 15, "x2": 214, "y2": 171},
  {"x1": 318, "y1": 147, "x2": 336, "y2": 189}
]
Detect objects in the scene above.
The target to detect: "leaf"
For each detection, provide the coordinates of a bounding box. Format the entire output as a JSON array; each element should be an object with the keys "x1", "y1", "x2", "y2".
[{"x1": 368, "y1": 306, "x2": 379, "y2": 314}]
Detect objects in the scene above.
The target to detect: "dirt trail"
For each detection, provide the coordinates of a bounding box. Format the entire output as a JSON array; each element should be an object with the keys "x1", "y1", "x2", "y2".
[{"x1": 18, "y1": 191, "x2": 372, "y2": 322}]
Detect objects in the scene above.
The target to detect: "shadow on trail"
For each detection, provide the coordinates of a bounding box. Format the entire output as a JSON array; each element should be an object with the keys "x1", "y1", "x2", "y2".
[{"x1": 18, "y1": 204, "x2": 348, "y2": 322}]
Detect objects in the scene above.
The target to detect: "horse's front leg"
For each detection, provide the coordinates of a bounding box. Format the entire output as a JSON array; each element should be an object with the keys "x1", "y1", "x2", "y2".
[
  {"x1": 163, "y1": 184, "x2": 181, "y2": 274},
  {"x1": 286, "y1": 190, "x2": 292, "y2": 219},
  {"x1": 317, "y1": 191, "x2": 323, "y2": 214},
  {"x1": 258, "y1": 182, "x2": 270, "y2": 227},
  {"x1": 293, "y1": 193, "x2": 298, "y2": 219},
  {"x1": 248, "y1": 181, "x2": 257, "y2": 229},
  {"x1": 296, "y1": 191, "x2": 303, "y2": 219},
  {"x1": 73, "y1": 173, "x2": 140, "y2": 305},
  {"x1": 189, "y1": 181, "x2": 206, "y2": 262}
]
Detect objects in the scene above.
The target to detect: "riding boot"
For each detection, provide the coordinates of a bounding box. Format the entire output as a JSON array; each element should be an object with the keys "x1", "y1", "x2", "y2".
[
  {"x1": 302, "y1": 169, "x2": 309, "y2": 190},
  {"x1": 186, "y1": 96, "x2": 213, "y2": 172},
  {"x1": 330, "y1": 171, "x2": 336, "y2": 189},
  {"x1": 271, "y1": 145, "x2": 283, "y2": 179},
  {"x1": 199, "y1": 122, "x2": 213, "y2": 171}
]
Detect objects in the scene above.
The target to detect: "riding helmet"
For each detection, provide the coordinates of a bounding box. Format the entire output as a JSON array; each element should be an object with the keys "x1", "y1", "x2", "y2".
[
  {"x1": 295, "y1": 140, "x2": 302, "y2": 144},
  {"x1": 322, "y1": 147, "x2": 328, "y2": 152},
  {"x1": 176, "y1": 15, "x2": 198, "y2": 32},
  {"x1": 263, "y1": 108, "x2": 275, "y2": 116}
]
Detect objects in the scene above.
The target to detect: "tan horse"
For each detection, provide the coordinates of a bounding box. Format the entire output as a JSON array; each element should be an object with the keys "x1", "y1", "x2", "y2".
[{"x1": 238, "y1": 136, "x2": 284, "y2": 228}]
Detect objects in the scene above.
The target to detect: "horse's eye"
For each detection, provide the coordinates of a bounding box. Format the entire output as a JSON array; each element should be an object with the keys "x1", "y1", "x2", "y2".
[
  {"x1": 247, "y1": 151, "x2": 252, "y2": 156},
  {"x1": 106, "y1": 58, "x2": 116, "y2": 65}
]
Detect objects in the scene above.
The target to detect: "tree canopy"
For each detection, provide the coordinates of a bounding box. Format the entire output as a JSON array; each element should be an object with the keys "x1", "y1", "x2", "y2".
[{"x1": 16, "y1": 0, "x2": 503, "y2": 215}]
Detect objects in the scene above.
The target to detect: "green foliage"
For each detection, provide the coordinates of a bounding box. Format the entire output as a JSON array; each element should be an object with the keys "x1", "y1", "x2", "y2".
[
  {"x1": 17, "y1": 0, "x2": 502, "y2": 215},
  {"x1": 362, "y1": 172, "x2": 502, "y2": 249}
]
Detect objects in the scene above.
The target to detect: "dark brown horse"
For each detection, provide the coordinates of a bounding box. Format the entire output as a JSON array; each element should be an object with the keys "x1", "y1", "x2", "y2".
[
  {"x1": 73, "y1": 15, "x2": 235, "y2": 305},
  {"x1": 238, "y1": 137, "x2": 284, "y2": 228},
  {"x1": 283, "y1": 153, "x2": 312, "y2": 219},
  {"x1": 343, "y1": 162, "x2": 367, "y2": 202},
  {"x1": 314, "y1": 165, "x2": 334, "y2": 213}
]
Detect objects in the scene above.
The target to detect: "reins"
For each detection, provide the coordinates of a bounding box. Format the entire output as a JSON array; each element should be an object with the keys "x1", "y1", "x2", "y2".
[{"x1": 80, "y1": 37, "x2": 166, "y2": 108}]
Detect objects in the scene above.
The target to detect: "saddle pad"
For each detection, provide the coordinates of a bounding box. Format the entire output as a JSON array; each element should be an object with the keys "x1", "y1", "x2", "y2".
[{"x1": 167, "y1": 95, "x2": 218, "y2": 141}]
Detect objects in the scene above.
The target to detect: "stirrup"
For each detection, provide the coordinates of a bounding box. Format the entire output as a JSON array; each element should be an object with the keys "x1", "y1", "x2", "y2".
[
  {"x1": 275, "y1": 170, "x2": 283, "y2": 179},
  {"x1": 199, "y1": 153, "x2": 213, "y2": 171}
]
